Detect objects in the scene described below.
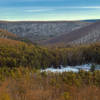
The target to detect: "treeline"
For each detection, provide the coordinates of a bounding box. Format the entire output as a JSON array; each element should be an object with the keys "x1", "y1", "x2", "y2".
[{"x1": 0, "y1": 38, "x2": 100, "y2": 68}]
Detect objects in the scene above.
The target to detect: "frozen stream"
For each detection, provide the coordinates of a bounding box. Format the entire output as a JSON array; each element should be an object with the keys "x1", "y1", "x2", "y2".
[{"x1": 41, "y1": 64, "x2": 100, "y2": 73}]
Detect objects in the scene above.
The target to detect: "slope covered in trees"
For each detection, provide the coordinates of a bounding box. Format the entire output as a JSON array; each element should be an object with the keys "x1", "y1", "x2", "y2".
[
  {"x1": 0, "y1": 29, "x2": 33, "y2": 44},
  {"x1": 0, "y1": 21, "x2": 91, "y2": 43},
  {"x1": 0, "y1": 29, "x2": 17, "y2": 39},
  {"x1": 0, "y1": 33, "x2": 100, "y2": 100},
  {"x1": 0, "y1": 38, "x2": 100, "y2": 68},
  {"x1": 42, "y1": 21, "x2": 100, "y2": 46},
  {"x1": 0, "y1": 67, "x2": 100, "y2": 100}
]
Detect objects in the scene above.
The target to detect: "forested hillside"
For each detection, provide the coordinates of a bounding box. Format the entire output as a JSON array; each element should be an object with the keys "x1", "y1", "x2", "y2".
[
  {"x1": 43, "y1": 21, "x2": 100, "y2": 45},
  {"x1": 0, "y1": 0, "x2": 100, "y2": 99},
  {"x1": 0, "y1": 67, "x2": 100, "y2": 100},
  {"x1": 0, "y1": 21, "x2": 91, "y2": 43},
  {"x1": 0, "y1": 29, "x2": 33, "y2": 44},
  {"x1": 1, "y1": 21, "x2": 100, "y2": 46},
  {"x1": 0, "y1": 26, "x2": 100, "y2": 100},
  {"x1": 0, "y1": 38, "x2": 100, "y2": 68},
  {"x1": 0, "y1": 29, "x2": 17, "y2": 39}
]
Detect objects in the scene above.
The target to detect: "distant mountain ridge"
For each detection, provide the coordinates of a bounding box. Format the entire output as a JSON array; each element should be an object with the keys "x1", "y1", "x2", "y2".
[
  {"x1": 0, "y1": 20, "x2": 100, "y2": 46},
  {"x1": 42, "y1": 21, "x2": 100, "y2": 46},
  {"x1": 82, "y1": 19, "x2": 100, "y2": 23},
  {"x1": 0, "y1": 21, "x2": 91, "y2": 43}
]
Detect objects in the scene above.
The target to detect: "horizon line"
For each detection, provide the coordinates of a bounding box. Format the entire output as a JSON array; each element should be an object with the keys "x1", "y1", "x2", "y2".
[{"x1": 0, "y1": 19, "x2": 100, "y2": 22}]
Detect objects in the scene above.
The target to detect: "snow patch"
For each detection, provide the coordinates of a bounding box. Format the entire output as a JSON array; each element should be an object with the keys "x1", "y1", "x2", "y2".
[{"x1": 41, "y1": 64, "x2": 100, "y2": 73}]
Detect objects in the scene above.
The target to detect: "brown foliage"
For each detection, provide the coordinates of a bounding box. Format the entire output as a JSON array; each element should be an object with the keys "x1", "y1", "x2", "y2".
[{"x1": 0, "y1": 69, "x2": 100, "y2": 100}]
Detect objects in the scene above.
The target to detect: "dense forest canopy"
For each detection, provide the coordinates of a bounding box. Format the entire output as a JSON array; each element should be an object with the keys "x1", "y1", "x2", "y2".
[{"x1": 0, "y1": 38, "x2": 100, "y2": 68}]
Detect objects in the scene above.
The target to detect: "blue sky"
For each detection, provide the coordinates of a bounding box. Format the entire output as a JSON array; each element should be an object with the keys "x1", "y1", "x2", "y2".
[{"x1": 0, "y1": 0, "x2": 100, "y2": 21}]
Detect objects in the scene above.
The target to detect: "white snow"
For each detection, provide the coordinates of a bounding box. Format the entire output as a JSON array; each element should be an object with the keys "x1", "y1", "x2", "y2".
[{"x1": 41, "y1": 64, "x2": 100, "y2": 73}]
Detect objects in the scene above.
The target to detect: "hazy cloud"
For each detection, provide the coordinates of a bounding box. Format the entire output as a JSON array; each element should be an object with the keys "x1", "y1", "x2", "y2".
[
  {"x1": 25, "y1": 6, "x2": 100, "y2": 13},
  {"x1": 25, "y1": 8, "x2": 55, "y2": 12}
]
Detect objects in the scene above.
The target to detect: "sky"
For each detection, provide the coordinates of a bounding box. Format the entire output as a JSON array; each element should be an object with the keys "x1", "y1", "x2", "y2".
[{"x1": 0, "y1": 0, "x2": 100, "y2": 21}]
